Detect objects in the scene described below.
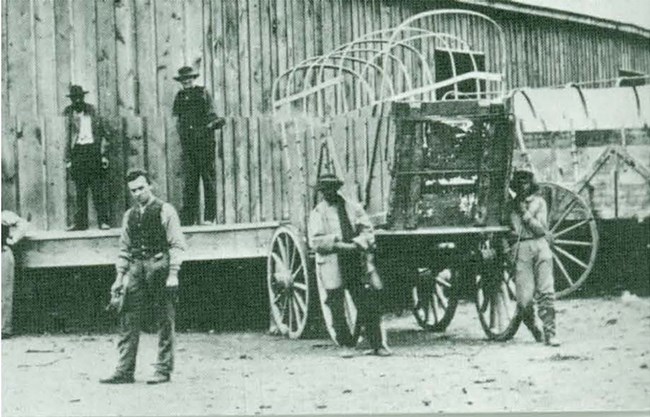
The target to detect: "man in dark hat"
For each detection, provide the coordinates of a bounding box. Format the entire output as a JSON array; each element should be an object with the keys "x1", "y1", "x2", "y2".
[
  {"x1": 308, "y1": 173, "x2": 390, "y2": 357},
  {"x1": 172, "y1": 66, "x2": 225, "y2": 226},
  {"x1": 63, "y1": 85, "x2": 110, "y2": 230},
  {"x1": 509, "y1": 169, "x2": 560, "y2": 347}
]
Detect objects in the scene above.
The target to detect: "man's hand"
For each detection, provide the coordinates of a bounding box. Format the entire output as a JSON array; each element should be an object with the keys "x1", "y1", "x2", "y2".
[
  {"x1": 166, "y1": 273, "x2": 179, "y2": 288},
  {"x1": 101, "y1": 156, "x2": 109, "y2": 169},
  {"x1": 65, "y1": 161, "x2": 72, "y2": 170},
  {"x1": 517, "y1": 201, "x2": 527, "y2": 215},
  {"x1": 166, "y1": 272, "x2": 179, "y2": 303},
  {"x1": 111, "y1": 274, "x2": 124, "y2": 294},
  {"x1": 206, "y1": 116, "x2": 226, "y2": 130}
]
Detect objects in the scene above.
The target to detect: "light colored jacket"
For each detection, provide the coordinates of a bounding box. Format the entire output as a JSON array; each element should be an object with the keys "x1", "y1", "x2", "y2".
[{"x1": 308, "y1": 194, "x2": 382, "y2": 290}]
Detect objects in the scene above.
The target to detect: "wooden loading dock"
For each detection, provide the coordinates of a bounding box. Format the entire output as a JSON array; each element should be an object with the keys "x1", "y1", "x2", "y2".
[{"x1": 20, "y1": 222, "x2": 279, "y2": 269}]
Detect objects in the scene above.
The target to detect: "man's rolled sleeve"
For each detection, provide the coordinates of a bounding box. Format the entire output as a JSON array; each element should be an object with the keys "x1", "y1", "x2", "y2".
[
  {"x1": 116, "y1": 211, "x2": 132, "y2": 275},
  {"x1": 161, "y1": 203, "x2": 187, "y2": 273}
]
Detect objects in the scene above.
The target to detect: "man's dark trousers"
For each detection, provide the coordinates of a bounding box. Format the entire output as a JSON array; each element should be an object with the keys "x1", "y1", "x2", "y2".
[
  {"x1": 116, "y1": 254, "x2": 175, "y2": 378},
  {"x1": 71, "y1": 144, "x2": 109, "y2": 228},
  {"x1": 326, "y1": 281, "x2": 383, "y2": 350},
  {"x1": 180, "y1": 131, "x2": 216, "y2": 225}
]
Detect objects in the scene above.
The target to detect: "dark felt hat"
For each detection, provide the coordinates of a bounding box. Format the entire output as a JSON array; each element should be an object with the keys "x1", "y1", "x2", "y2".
[
  {"x1": 317, "y1": 173, "x2": 344, "y2": 190},
  {"x1": 512, "y1": 169, "x2": 534, "y2": 183},
  {"x1": 174, "y1": 66, "x2": 200, "y2": 81},
  {"x1": 67, "y1": 85, "x2": 88, "y2": 97}
]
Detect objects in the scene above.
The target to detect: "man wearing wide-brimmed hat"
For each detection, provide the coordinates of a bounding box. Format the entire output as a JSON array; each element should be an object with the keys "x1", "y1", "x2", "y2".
[
  {"x1": 308, "y1": 173, "x2": 390, "y2": 357},
  {"x1": 509, "y1": 169, "x2": 560, "y2": 347},
  {"x1": 172, "y1": 66, "x2": 225, "y2": 226},
  {"x1": 63, "y1": 84, "x2": 110, "y2": 231}
]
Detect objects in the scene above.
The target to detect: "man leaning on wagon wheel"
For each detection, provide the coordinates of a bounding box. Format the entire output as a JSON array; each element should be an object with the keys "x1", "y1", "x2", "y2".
[
  {"x1": 308, "y1": 173, "x2": 391, "y2": 357},
  {"x1": 172, "y1": 66, "x2": 225, "y2": 226},
  {"x1": 509, "y1": 169, "x2": 560, "y2": 347}
]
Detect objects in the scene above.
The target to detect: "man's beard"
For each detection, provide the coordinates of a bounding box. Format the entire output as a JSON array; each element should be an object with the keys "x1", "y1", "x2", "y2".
[{"x1": 72, "y1": 101, "x2": 85, "y2": 112}]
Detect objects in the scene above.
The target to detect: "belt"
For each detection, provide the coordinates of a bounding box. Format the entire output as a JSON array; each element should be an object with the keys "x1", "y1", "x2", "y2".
[{"x1": 131, "y1": 250, "x2": 165, "y2": 260}]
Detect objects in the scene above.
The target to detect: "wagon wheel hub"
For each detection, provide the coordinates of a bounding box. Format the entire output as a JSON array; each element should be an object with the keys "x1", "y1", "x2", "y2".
[{"x1": 273, "y1": 264, "x2": 293, "y2": 288}]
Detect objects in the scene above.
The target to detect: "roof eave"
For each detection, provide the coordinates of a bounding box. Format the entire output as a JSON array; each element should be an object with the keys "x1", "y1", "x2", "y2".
[{"x1": 452, "y1": 0, "x2": 650, "y2": 39}]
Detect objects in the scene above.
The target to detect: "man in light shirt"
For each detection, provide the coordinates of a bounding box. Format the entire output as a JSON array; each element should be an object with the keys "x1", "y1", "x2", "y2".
[
  {"x1": 63, "y1": 85, "x2": 110, "y2": 230},
  {"x1": 509, "y1": 169, "x2": 560, "y2": 347},
  {"x1": 100, "y1": 169, "x2": 187, "y2": 384}
]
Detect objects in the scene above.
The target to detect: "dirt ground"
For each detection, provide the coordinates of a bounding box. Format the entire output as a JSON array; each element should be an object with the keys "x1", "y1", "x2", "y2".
[{"x1": 2, "y1": 296, "x2": 649, "y2": 416}]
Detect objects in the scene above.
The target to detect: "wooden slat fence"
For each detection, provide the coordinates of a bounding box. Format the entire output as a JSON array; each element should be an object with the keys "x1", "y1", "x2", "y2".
[{"x1": 2, "y1": 0, "x2": 649, "y2": 229}]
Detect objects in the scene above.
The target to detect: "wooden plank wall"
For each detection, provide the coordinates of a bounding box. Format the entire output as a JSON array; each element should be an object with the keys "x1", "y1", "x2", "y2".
[{"x1": 2, "y1": 0, "x2": 650, "y2": 229}]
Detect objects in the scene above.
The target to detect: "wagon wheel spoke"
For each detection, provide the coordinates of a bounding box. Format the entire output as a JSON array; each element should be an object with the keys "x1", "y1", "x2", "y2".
[
  {"x1": 291, "y1": 264, "x2": 304, "y2": 280},
  {"x1": 554, "y1": 245, "x2": 588, "y2": 270},
  {"x1": 287, "y1": 297, "x2": 293, "y2": 331},
  {"x1": 550, "y1": 198, "x2": 579, "y2": 233},
  {"x1": 272, "y1": 288, "x2": 285, "y2": 305},
  {"x1": 430, "y1": 291, "x2": 439, "y2": 324},
  {"x1": 554, "y1": 238, "x2": 592, "y2": 247},
  {"x1": 435, "y1": 286, "x2": 448, "y2": 310},
  {"x1": 271, "y1": 252, "x2": 284, "y2": 267},
  {"x1": 552, "y1": 252, "x2": 575, "y2": 287},
  {"x1": 276, "y1": 236, "x2": 289, "y2": 266},
  {"x1": 436, "y1": 276, "x2": 451, "y2": 288},
  {"x1": 293, "y1": 291, "x2": 307, "y2": 316},
  {"x1": 292, "y1": 281, "x2": 307, "y2": 292},
  {"x1": 553, "y1": 219, "x2": 590, "y2": 239},
  {"x1": 287, "y1": 234, "x2": 298, "y2": 271},
  {"x1": 280, "y1": 293, "x2": 290, "y2": 321},
  {"x1": 291, "y1": 297, "x2": 302, "y2": 332}
]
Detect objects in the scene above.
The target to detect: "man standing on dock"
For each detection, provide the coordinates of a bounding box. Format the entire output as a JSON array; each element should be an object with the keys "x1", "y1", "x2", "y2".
[
  {"x1": 63, "y1": 85, "x2": 111, "y2": 231},
  {"x1": 172, "y1": 66, "x2": 225, "y2": 226},
  {"x1": 100, "y1": 170, "x2": 187, "y2": 384}
]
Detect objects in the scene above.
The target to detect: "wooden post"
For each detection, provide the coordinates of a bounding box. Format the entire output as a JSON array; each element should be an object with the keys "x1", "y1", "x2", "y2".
[
  {"x1": 236, "y1": 117, "x2": 251, "y2": 223},
  {"x1": 43, "y1": 117, "x2": 67, "y2": 230},
  {"x1": 8, "y1": 0, "x2": 46, "y2": 228},
  {"x1": 249, "y1": 117, "x2": 261, "y2": 222},
  {"x1": 260, "y1": 116, "x2": 275, "y2": 221},
  {"x1": 1, "y1": 0, "x2": 17, "y2": 211},
  {"x1": 115, "y1": 0, "x2": 137, "y2": 116}
]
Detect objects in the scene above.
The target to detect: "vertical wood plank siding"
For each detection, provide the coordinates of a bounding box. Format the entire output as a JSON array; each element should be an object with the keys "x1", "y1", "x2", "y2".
[{"x1": 3, "y1": 0, "x2": 649, "y2": 229}]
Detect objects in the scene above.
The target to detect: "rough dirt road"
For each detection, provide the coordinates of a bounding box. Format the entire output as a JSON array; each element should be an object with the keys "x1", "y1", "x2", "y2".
[{"x1": 2, "y1": 297, "x2": 649, "y2": 416}]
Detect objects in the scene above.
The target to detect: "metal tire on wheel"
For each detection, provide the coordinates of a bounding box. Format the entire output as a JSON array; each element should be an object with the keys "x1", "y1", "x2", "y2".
[
  {"x1": 475, "y1": 267, "x2": 522, "y2": 341},
  {"x1": 267, "y1": 226, "x2": 310, "y2": 339},
  {"x1": 314, "y1": 263, "x2": 359, "y2": 346},
  {"x1": 538, "y1": 182, "x2": 599, "y2": 298},
  {"x1": 412, "y1": 268, "x2": 459, "y2": 332}
]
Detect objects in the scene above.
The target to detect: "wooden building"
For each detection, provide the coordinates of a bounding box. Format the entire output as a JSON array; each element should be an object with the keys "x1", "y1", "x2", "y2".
[{"x1": 2, "y1": 0, "x2": 649, "y2": 237}]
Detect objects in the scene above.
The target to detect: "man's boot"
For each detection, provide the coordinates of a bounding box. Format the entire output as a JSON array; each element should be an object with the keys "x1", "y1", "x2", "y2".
[
  {"x1": 521, "y1": 305, "x2": 543, "y2": 343},
  {"x1": 538, "y1": 293, "x2": 560, "y2": 347}
]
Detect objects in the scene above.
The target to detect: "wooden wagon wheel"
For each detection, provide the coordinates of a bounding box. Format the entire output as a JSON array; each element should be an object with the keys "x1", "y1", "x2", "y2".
[
  {"x1": 314, "y1": 263, "x2": 359, "y2": 346},
  {"x1": 475, "y1": 265, "x2": 522, "y2": 341},
  {"x1": 538, "y1": 182, "x2": 599, "y2": 298},
  {"x1": 411, "y1": 267, "x2": 459, "y2": 331},
  {"x1": 267, "y1": 226, "x2": 310, "y2": 339}
]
